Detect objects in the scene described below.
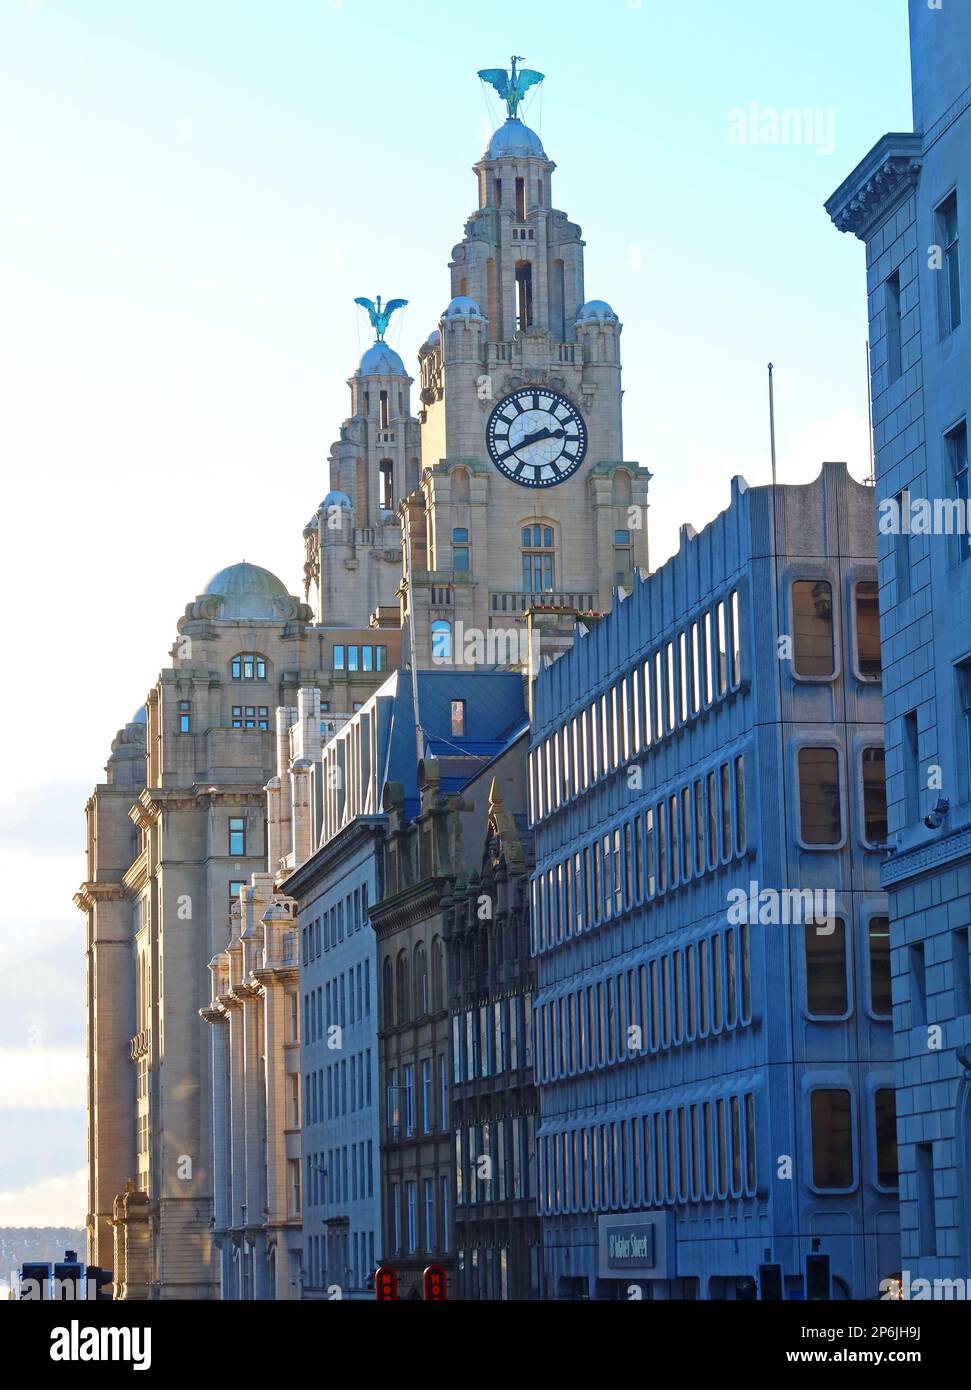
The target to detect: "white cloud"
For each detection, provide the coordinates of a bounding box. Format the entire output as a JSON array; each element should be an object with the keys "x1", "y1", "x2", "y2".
[
  {"x1": 0, "y1": 1047, "x2": 85, "y2": 1109},
  {"x1": 0, "y1": 1167, "x2": 86, "y2": 1228}
]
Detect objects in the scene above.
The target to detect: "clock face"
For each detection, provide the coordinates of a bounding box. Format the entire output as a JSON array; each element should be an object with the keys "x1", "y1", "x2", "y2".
[{"x1": 485, "y1": 388, "x2": 587, "y2": 487}]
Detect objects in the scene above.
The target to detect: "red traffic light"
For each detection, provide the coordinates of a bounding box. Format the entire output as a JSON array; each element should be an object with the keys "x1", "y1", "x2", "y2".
[
  {"x1": 423, "y1": 1264, "x2": 448, "y2": 1301},
  {"x1": 374, "y1": 1265, "x2": 398, "y2": 1301}
]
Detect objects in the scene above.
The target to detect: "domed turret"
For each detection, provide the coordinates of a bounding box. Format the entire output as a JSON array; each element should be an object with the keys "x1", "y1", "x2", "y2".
[
  {"x1": 357, "y1": 342, "x2": 407, "y2": 377},
  {"x1": 442, "y1": 295, "x2": 487, "y2": 322},
  {"x1": 484, "y1": 118, "x2": 546, "y2": 161},
  {"x1": 201, "y1": 562, "x2": 291, "y2": 621},
  {"x1": 576, "y1": 300, "x2": 619, "y2": 324}
]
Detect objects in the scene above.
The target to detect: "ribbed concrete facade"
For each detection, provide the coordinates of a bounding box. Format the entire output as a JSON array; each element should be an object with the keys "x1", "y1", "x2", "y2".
[{"x1": 530, "y1": 464, "x2": 897, "y2": 1299}]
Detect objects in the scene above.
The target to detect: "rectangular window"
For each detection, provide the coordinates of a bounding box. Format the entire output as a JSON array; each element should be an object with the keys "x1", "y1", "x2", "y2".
[
  {"x1": 423, "y1": 1177, "x2": 435, "y2": 1252},
  {"x1": 885, "y1": 269, "x2": 902, "y2": 383},
  {"x1": 916, "y1": 1143, "x2": 936, "y2": 1256},
  {"x1": 805, "y1": 919, "x2": 847, "y2": 1017},
  {"x1": 798, "y1": 746, "x2": 841, "y2": 845},
  {"x1": 862, "y1": 746, "x2": 888, "y2": 845},
  {"x1": 953, "y1": 927, "x2": 971, "y2": 1017},
  {"x1": 936, "y1": 191, "x2": 961, "y2": 336},
  {"x1": 178, "y1": 700, "x2": 191, "y2": 733},
  {"x1": 716, "y1": 601, "x2": 728, "y2": 695},
  {"x1": 854, "y1": 580, "x2": 882, "y2": 679},
  {"x1": 229, "y1": 816, "x2": 246, "y2": 857},
  {"x1": 869, "y1": 916, "x2": 892, "y2": 1017},
  {"x1": 894, "y1": 491, "x2": 912, "y2": 601},
  {"x1": 450, "y1": 699, "x2": 466, "y2": 737},
  {"x1": 875, "y1": 1089, "x2": 898, "y2": 1188},
  {"x1": 948, "y1": 421, "x2": 970, "y2": 567},
  {"x1": 792, "y1": 579, "x2": 834, "y2": 677},
  {"x1": 811, "y1": 1089, "x2": 853, "y2": 1189},
  {"x1": 734, "y1": 756, "x2": 746, "y2": 854},
  {"x1": 333, "y1": 645, "x2": 345, "y2": 671}
]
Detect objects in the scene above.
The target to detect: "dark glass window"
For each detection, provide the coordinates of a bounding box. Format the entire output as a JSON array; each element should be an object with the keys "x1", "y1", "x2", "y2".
[
  {"x1": 798, "y1": 746, "x2": 842, "y2": 845},
  {"x1": 811, "y1": 1089, "x2": 853, "y2": 1188},
  {"x1": 875, "y1": 1089, "x2": 898, "y2": 1188},
  {"x1": 862, "y1": 746, "x2": 888, "y2": 845},
  {"x1": 805, "y1": 919, "x2": 847, "y2": 1016},
  {"x1": 854, "y1": 581, "x2": 882, "y2": 678},
  {"x1": 868, "y1": 916, "x2": 892, "y2": 1017},
  {"x1": 792, "y1": 580, "x2": 834, "y2": 677}
]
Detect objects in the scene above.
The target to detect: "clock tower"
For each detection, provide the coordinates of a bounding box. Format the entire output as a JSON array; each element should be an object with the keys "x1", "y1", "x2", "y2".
[{"x1": 403, "y1": 59, "x2": 651, "y2": 668}]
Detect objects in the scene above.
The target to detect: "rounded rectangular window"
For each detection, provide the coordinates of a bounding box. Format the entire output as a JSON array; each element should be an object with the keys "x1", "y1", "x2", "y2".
[
  {"x1": 868, "y1": 916, "x2": 892, "y2": 1017},
  {"x1": 798, "y1": 746, "x2": 842, "y2": 845},
  {"x1": 854, "y1": 580, "x2": 882, "y2": 679},
  {"x1": 862, "y1": 746, "x2": 888, "y2": 846},
  {"x1": 805, "y1": 919, "x2": 847, "y2": 1017},
  {"x1": 875, "y1": 1089, "x2": 898, "y2": 1188},
  {"x1": 792, "y1": 580, "x2": 835, "y2": 677},
  {"x1": 810, "y1": 1088, "x2": 853, "y2": 1189}
]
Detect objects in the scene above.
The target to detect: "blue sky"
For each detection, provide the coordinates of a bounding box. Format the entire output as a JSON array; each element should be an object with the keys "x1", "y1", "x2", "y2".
[{"x1": 0, "y1": 0, "x2": 913, "y2": 1226}]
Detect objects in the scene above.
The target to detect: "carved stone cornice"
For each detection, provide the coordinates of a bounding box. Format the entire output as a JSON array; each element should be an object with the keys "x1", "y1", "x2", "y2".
[
  {"x1": 73, "y1": 881, "x2": 128, "y2": 911},
  {"x1": 881, "y1": 824, "x2": 971, "y2": 888},
  {"x1": 139, "y1": 785, "x2": 266, "y2": 816},
  {"x1": 826, "y1": 133, "x2": 923, "y2": 240}
]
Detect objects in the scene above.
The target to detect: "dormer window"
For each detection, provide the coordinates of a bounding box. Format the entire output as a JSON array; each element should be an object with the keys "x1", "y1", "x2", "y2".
[{"x1": 231, "y1": 653, "x2": 266, "y2": 681}]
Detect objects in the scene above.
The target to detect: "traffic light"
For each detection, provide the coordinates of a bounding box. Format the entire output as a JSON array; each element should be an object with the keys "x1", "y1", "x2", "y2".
[
  {"x1": 423, "y1": 1264, "x2": 448, "y2": 1301},
  {"x1": 805, "y1": 1253, "x2": 831, "y2": 1301},
  {"x1": 86, "y1": 1266, "x2": 113, "y2": 1301},
  {"x1": 758, "y1": 1263, "x2": 784, "y2": 1300},
  {"x1": 20, "y1": 1263, "x2": 50, "y2": 1300},
  {"x1": 374, "y1": 1265, "x2": 398, "y2": 1301}
]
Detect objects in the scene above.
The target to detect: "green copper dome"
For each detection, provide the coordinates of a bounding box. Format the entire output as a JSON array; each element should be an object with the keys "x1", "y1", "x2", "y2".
[{"x1": 203, "y1": 561, "x2": 290, "y2": 620}]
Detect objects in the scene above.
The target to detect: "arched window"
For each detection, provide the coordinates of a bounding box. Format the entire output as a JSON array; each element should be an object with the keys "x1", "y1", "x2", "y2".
[
  {"x1": 414, "y1": 943, "x2": 428, "y2": 1016},
  {"x1": 382, "y1": 956, "x2": 394, "y2": 1027},
  {"x1": 522, "y1": 524, "x2": 555, "y2": 593},
  {"x1": 231, "y1": 653, "x2": 267, "y2": 681},
  {"x1": 431, "y1": 620, "x2": 451, "y2": 662},
  {"x1": 612, "y1": 469, "x2": 633, "y2": 509},
  {"x1": 432, "y1": 936, "x2": 444, "y2": 1011},
  {"x1": 395, "y1": 950, "x2": 410, "y2": 1023},
  {"x1": 452, "y1": 467, "x2": 470, "y2": 503}
]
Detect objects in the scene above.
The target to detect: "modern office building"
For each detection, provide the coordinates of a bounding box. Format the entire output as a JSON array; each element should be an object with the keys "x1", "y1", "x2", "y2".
[
  {"x1": 529, "y1": 463, "x2": 897, "y2": 1299},
  {"x1": 827, "y1": 0, "x2": 971, "y2": 1285}
]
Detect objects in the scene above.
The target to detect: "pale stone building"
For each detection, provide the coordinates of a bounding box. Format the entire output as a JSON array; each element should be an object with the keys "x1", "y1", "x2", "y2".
[
  {"x1": 78, "y1": 565, "x2": 392, "y2": 1297},
  {"x1": 403, "y1": 104, "x2": 652, "y2": 668},
  {"x1": 303, "y1": 338, "x2": 421, "y2": 630}
]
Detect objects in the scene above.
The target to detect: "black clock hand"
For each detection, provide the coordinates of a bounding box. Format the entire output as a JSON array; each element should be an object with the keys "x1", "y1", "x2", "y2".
[{"x1": 519, "y1": 426, "x2": 566, "y2": 447}]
